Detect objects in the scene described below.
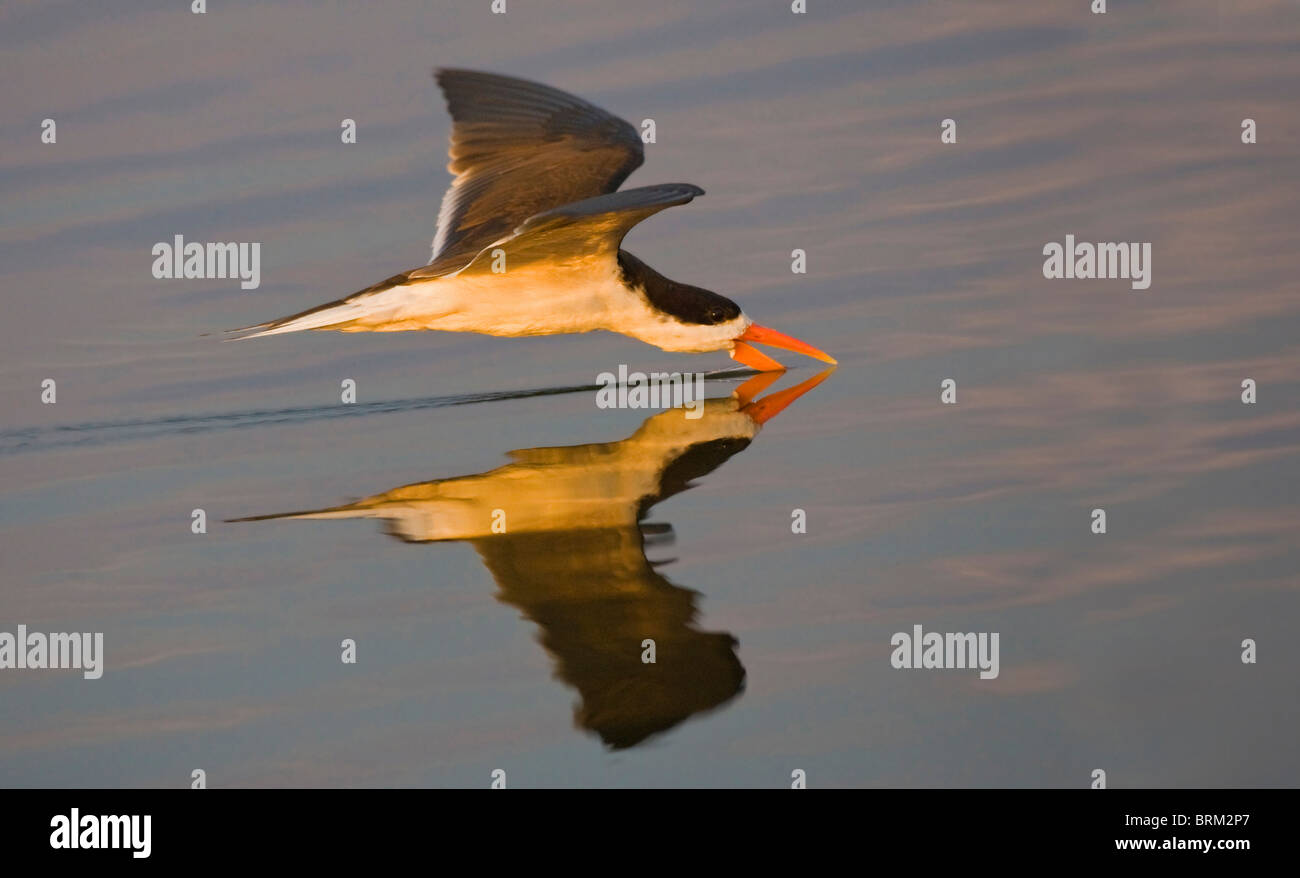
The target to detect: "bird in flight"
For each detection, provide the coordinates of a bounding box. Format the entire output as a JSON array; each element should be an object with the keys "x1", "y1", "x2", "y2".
[{"x1": 230, "y1": 69, "x2": 836, "y2": 372}]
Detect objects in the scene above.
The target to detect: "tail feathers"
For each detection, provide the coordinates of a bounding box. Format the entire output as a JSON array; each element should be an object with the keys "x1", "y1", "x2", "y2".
[
  {"x1": 223, "y1": 271, "x2": 414, "y2": 340},
  {"x1": 224, "y1": 305, "x2": 360, "y2": 340},
  {"x1": 225, "y1": 506, "x2": 381, "y2": 523}
]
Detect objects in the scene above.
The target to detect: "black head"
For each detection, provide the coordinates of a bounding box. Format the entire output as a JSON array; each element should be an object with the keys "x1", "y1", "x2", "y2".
[{"x1": 617, "y1": 251, "x2": 742, "y2": 326}]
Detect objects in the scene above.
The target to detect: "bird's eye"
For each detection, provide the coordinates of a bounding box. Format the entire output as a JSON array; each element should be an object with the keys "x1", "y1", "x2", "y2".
[{"x1": 708, "y1": 308, "x2": 725, "y2": 323}]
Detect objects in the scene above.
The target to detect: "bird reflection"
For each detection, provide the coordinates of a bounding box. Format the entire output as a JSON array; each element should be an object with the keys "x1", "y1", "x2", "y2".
[{"x1": 232, "y1": 369, "x2": 831, "y2": 748}]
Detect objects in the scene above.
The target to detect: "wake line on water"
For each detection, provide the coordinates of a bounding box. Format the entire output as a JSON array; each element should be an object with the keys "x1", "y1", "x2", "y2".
[{"x1": 0, "y1": 368, "x2": 757, "y2": 457}]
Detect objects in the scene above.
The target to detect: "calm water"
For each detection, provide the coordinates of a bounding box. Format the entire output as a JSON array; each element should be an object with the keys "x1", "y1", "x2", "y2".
[{"x1": 1, "y1": 0, "x2": 1297, "y2": 787}]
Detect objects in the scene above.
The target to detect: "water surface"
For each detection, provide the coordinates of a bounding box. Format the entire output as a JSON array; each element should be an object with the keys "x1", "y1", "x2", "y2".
[{"x1": 1, "y1": 0, "x2": 1297, "y2": 787}]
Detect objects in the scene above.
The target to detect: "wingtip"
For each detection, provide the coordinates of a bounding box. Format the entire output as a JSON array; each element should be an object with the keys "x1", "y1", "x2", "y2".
[
  {"x1": 431, "y1": 66, "x2": 461, "y2": 90},
  {"x1": 669, "y1": 182, "x2": 705, "y2": 200},
  {"x1": 433, "y1": 67, "x2": 504, "y2": 86}
]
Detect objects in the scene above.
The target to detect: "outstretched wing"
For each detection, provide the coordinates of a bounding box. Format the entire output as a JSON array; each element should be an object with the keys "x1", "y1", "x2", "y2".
[
  {"x1": 413, "y1": 183, "x2": 703, "y2": 280},
  {"x1": 430, "y1": 68, "x2": 645, "y2": 268}
]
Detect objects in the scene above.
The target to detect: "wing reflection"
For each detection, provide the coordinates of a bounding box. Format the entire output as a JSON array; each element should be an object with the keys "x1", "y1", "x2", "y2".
[{"x1": 233, "y1": 369, "x2": 832, "y2": 748}]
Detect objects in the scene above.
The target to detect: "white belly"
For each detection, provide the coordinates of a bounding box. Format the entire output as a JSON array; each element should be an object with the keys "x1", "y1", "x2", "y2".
[{"x1": 419, "y1": 264, "x2": 628, "y2": 337}]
